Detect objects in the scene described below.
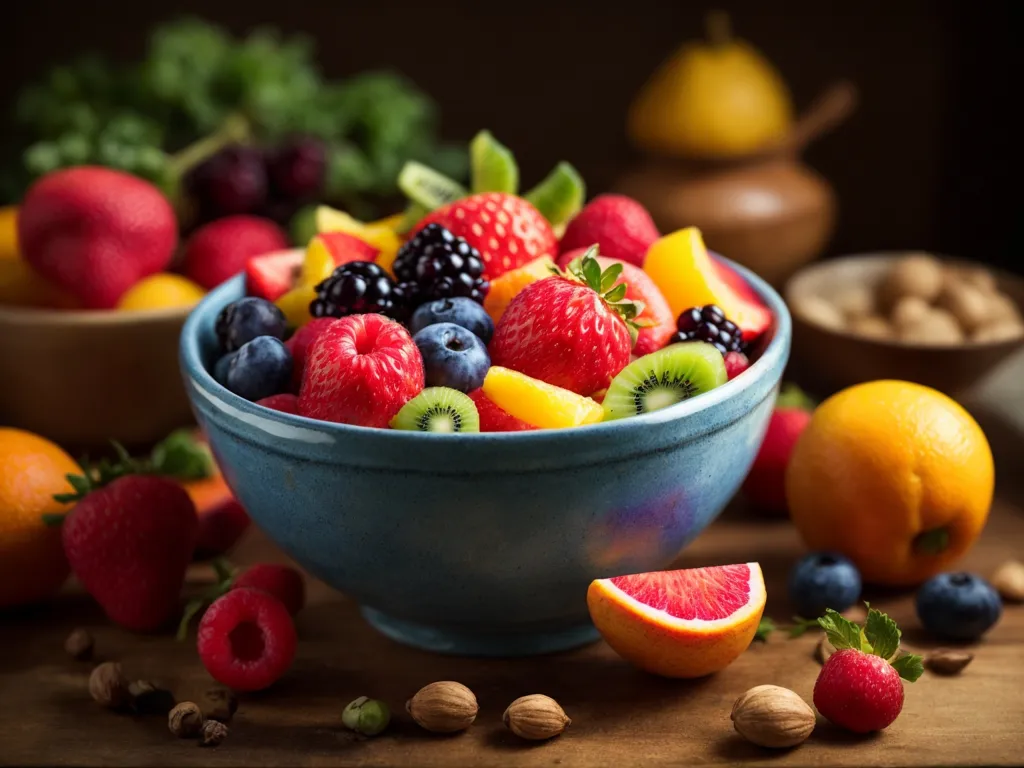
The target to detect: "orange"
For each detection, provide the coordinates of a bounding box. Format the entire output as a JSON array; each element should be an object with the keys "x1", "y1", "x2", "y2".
[
  {"x1": 588, "y1": 563, "x2": 766, "y2": 678},
  {"x1": 786, "y1": 380, "x2": 994, "y2": 585},
  {"x1": 0, "y1": 205, "x2": 18, "y2": 260},
  {"x1": 482, "y1": 256, "x2": 555, "y2": 324},
  {"x1": 0, "y1": 429, "x2": 81, "y2": 608},
  {"x1": 116, "y1": 273, "x2": 205, "y2": 311},
  {"x1": 482, "y1": 366, "x2": 603, "y2": 429},
  {"x1": 0, "y1": 258, "x2": 80, "y2": 309}
]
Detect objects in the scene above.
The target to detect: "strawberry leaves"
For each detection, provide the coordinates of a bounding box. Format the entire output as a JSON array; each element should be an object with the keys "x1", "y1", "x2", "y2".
[
  {"x1": 563, "y1": 246, "x2": 646, "y2": 345},
  {"x1": 817, "y1": 605, "x2": 924, "y2": 682},
  {"x1": 177, "y1": 557, "x2": 237, "y2": 641}
]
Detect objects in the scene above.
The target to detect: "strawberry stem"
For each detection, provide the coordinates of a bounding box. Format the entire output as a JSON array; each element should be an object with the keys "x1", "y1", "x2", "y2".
[{"x1": 176, "y1": 558, "x2": 237, "y2": 642}]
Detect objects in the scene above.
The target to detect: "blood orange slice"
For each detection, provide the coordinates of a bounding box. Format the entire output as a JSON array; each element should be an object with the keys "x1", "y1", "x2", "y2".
[{"x1": 587, "y1": 562, "x2": 765, "y2": 678}]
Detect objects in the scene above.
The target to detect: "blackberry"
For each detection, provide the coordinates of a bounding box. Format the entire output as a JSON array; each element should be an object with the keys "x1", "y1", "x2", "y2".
[
  {"x1": 309, "y1": 261, "x2": 408, "y2": 322},
  {"x1": 668, "y1": 305, "x2": 744, "y2": 355},
  {"x1": 392, "y1": 223, "x2": 489, "y2": 305}
]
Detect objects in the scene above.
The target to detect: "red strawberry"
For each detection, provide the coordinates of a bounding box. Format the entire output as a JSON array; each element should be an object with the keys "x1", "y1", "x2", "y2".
[
  {"x1": 558, "y1": 194, "x2": 659, "y2": 268},
  {"x1": 232, "y1": 564, "x2": 305, "y2": 616},
  {"x1": 489, "y1": 249, "x2": 637, "y2": 396},
  {"x1": 742, "y1": 406, "x2": 812, "y2": 514},
  {"x1": 256, "y1": 393, "x2": 300, "y2": 414},
  {"x1": 18, "y1": 167, "x2": 178, "y2": 309},
  {"x1": 724, "y1": 351, "x2": 751, "y2": 380},
  {"x1": 245, "y1": 249, "x2": 303, "y2": 301},
  {"x1": 468, "y1": 388, "x2": 536, "y2": 432},
  {"x1": 412, "y1": 193, "x2": 557, "y2": 279},
  {"x1": 59, "y1": 473, "x2": 198, "y2": 631},
  {"x1": 184, "y1": 215, "x2": 290, "y2": 290},
  {"x1": 193, "y1": 498, "x2": 251, "y2": 561},
  {"x1": 298, "y1": 314, "x2": 424, "y2": 427},
  {"x1": 813, "y1": 607, "x2": 923, "y2": 733},
  {"x1": 284, "y1": 318, "x2": 337, "y2": 393},
  {"x1": 197, "y1": 588, "x2": 296, "y2": 692}
]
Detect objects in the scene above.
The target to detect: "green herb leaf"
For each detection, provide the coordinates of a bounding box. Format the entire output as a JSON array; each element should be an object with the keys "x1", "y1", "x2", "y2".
[
  {"x1": 817, "y1": 608, "x2": 870, "y2": 652},
  {"x1": 151, "y1": 429, "x2": 214, "y2": 481},
  {"x1": 599, "y1": 263, "x2": 623, "y2": 293},
  {"x1": 864, "y1": 607, "x2": 902, "y2": 660},
  {"x1": 788, "y1": 616, "x2": 821, "y2": 639},
  {"x1": 754, "y1": 617, "x2": 776, "y2": 642},
  {"x1": 891, "y1": 652, "x2": 925, "y2": 682}
]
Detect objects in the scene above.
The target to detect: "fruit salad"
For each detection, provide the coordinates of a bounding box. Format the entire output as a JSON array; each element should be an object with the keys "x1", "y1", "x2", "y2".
[{"x1": 208, "y1": 131, "x2": 774, "y2": 433}]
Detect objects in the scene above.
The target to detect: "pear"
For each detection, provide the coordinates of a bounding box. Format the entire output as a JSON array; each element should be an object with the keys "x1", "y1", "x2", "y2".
[{"x1": 628, "y1": 12, "x2": 793, "y2": 159}]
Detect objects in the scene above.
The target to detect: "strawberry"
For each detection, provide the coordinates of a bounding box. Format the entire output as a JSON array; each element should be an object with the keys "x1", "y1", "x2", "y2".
[
  {"x1": 298, "y1": 314, "x2": 424, "y2": 427},
  {"x1": 813, "y1": 607, "x2": 923, "y2": 733},
  {"x1": 558, "y1": 250, "x2": 674, "y2": 357},
  {"x1": 18, "y1": 167, "x2": 178, "y2": 309},
  {"x1": 467, "y1": 388, "x2": 536, "y2": 432},
  {"x1": 558, "y1": 194, "x2": 659, "y2": 268},
  {"x1": 184, "y1": 215, "x2": 290, "y2": 291},
  {"x1": 245, "y1": 249, "x2": 303, "y2": 301},
  {"x1": 51, "y1": 458, "x2": 198, "y2": 632},
  {"x1": 412, "y1": 193, "x2": 557, "y2": 279},
  {"x1": 742, "y1": 386, "x2": 815, "y2": 514},
  {"x1": 283, "y1": 317, "x2": 337, "y2": 393},
  {"x1": 489, "y1": 248, "x2": 638, "y2": 396}
]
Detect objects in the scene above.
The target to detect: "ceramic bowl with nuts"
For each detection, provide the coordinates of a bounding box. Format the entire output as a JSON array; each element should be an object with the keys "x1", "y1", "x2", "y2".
[{"x1": 785, "y1": 252, "x2": 1024, "y2": 398}]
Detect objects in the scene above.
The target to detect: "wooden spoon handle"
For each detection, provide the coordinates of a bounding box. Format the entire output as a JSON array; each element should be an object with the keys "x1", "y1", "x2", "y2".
[{"x1": 781, "y1": 80, "x2": 859, "y2": 155}]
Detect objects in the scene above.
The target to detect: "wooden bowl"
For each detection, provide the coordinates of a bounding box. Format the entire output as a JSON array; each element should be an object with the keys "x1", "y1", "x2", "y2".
[
  {"x1": 0, "y1": 304, "x2": 194, "y2": 450},
  {"x1": 785, "y1": 253, "x2": 1024, "y2": 399}
]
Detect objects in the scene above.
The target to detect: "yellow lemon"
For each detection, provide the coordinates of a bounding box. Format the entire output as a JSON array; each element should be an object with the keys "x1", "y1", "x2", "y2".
[{"x1": 117, "y1": 274, "x2": 206, "y2": 312}]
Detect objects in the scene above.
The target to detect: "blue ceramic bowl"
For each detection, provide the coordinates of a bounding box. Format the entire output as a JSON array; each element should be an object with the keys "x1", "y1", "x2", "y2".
[{"x1": 180, "y1": 258, "x2": 790, "y2": 657}]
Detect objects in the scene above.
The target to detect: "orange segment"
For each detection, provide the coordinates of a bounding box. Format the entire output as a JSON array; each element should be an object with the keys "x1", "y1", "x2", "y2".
[
  {"x1": 275, "y1": 284, "x2": 317, "y2": 328},
  {"x1": 587, "y1": 562, "x2": 765, "y2": 678},
  {"x1": 315, "y1": 205, "x2": 402, "y2": 277},
  {"x1": 482, "y1": 366, "x2": 603, "y2": 429},
  {"x1": 483, "y1": 256, "x2": 556, "y2": 324}
]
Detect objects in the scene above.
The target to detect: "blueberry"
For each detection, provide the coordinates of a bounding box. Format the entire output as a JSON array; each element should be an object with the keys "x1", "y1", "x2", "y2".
[
  {"x1": 215, "y1": 297, "x2": 287, "y2": 353},
  {"x1": 787, "y1": 552, "x2": 862, "y2": 618},
  {"x1": 413, "y1": 322, "x2": 490, "y2": 392},
  {"x1": 224, "y1": 336, "x2": 293, "y2": 401},
  {"x1": 410, "y1": 297, "x2": 495, "y2": 344},
  {"x1": 213, "y1": 351, "x2": 237, "y2": 386},
  {"x1": 916, "y1": 572, "x2": 1002, "y2": 641}
]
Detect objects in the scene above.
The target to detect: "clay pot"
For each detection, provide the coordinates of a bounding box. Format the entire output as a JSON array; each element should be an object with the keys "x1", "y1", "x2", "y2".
[{"x1": 614, "y1": 82, "x2": 857, "y2": 287}]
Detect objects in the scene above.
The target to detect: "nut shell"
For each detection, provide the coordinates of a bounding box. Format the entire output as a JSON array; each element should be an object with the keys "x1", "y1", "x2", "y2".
[
  {"x1": 890, "y1": 296, "x2": 931, "y2": 332},
  {"x1": 64, "y1": 628, "x2": 94, "y2": 661},
  {"x1": 168, "y1": 702, "x2": 205, "y2": 738},
  {"x1": 972, "y1": 319, "x2": 1024, "y2": 344},
  {"x1": 731, "y1": 685, "x2": 815, "y2": 749},
  {"x1": 880, "y1": 253, "x2": 945, "y2": 308},
  {"x1": 849, "y1": 314, "x2": 890, "y2": 340},
  {"x1": 792, "y1": 295, "x2": 845, "y2": 331},
  {"x1": 937, "y1": 283, "x2": 992, "y2": 333},
  {"x1": 833, "y1": 286, "x2": 875, "y2": 320},
  {"x1": 899, "y1": 308, "x2": 964, "y2": 345},
  {"x1": 991, "y1": 559, "x2": 1024, "y2": 602},
  {"x1": 406, "y1": 681, "x2": 478, "y2": 733},
  {"x1": 924, "y1": 649, "x2": 974, "y2": 675},
  {"x1": 503, "y1": 694, "x2": 571, "y2": 741},
  {"x1": 88, "y1": 662, "x2": 131, "y2": 709}
]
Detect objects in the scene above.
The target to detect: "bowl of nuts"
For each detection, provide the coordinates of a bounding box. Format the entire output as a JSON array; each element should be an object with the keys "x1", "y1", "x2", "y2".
[{"x1": 785, "y1": 252, "x2": 1024, "y2": 398}]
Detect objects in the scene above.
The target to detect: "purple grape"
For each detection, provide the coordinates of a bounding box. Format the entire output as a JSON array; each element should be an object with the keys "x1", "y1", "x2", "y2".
[
  {"x1": 186, "y1": 144, "x2": 268, "y2": 218},
  {"x1": 267, "y1": 136, "x2": 327, "y2": 200}
]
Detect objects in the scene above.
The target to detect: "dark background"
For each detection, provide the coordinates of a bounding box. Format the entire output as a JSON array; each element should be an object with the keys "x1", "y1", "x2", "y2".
[{"x1": 4, "y1": 0, "x2": 1018, "y2": 273}]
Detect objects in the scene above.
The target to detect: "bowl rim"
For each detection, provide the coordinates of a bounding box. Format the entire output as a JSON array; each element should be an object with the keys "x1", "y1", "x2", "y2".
[
  {"x1": 785, "y1": 251, "x2": 1024, "y2": 352},
  {"x1": 180, "y1": 255, "x2": 791, "y2": 443}
]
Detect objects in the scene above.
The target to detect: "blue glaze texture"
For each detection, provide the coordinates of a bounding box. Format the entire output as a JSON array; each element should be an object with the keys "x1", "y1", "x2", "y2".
[{"x1": 180, "y1": 256, "x2": 791, "y2": 657}]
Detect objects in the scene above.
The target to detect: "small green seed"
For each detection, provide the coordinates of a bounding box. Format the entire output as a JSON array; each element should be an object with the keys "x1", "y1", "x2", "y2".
[{"x1": 342, "y1": 696, "x2": 391, "y2": 737}]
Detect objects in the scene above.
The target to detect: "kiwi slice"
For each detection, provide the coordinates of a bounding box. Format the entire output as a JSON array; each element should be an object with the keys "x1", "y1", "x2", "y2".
[
  {"x1": 602, "y1": 342, "x2": 728, "y2": 421},
  {"x1": 470, "y1": 130, "x2": 519, "y2": 194},
  {"x1": 524, "y1": 162, "x2": 585, "y2": 226},
  {"x1": 390, "y1": 387, "x2": 480, "y2": 433},
  {"x1": 397, "y1": 161, "x2": 467, "y2": 211}
]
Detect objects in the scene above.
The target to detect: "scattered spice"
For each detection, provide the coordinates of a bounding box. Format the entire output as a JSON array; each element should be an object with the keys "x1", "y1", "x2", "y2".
[
  {"x1": 201, "y1": 687, "x2": 238, "y2": 722},
  {"x1": 342, "y1": 696, "x2": 391, "y2": 736},
  {"x1": 731, "y1": 685, "x2": 815, "y2": 749},
  {"x1": 64, "y1": 628, "x2": 94, "y2": 661},
  {"x1": 199, "y1": 719, "x2": 228, "y2": 747},
  {"x1": 168, "y1": 702, "x2": 205, "y2": 738},
  {"x1": 924, "y1": 649, "x2": 974, "y2": 676},
  {"x1": 128, "y1": 680, "x2": 176, "y2": 715},
  {"x1": 88, "y1": 662, "x2": 131, "y2": 710},
  {"x1": 503, "y1": 694, "x2": 571, "y2": 741},
  {"x1": 406, "y1": 681, "x2": 478, "y2": 733},
  {"x1": 991, "y1": 560, "x2": 1024, "y2": 603}
]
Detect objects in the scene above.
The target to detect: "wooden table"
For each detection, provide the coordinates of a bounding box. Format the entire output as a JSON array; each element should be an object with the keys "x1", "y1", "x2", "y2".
[{"x1": 4, "y1": 484, "x2": 1023, "y2": 767}]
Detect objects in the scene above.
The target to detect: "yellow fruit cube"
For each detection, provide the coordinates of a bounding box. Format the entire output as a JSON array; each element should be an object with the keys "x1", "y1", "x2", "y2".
[
  {"x1": 116, "y1": 274, "x2": 205, "y2": 311},
  {"x1": 301, "y1": 239, "x2": 337, "y2": 286},
  {"x1": 483, "y1": 257, "x2": 556, "y2": 324},
  {"x1": 482, "y1": 366, "x2": 604, "y2": 430},
  {"x1": 275, "y1": 284, "x2": 317, "y2": 328},
  {"x1": 314, "y1": 205, "x2": 403, "y2": 278},
  {"x1": 0, "y1": 206, "x2": 19, "y2": 261}
]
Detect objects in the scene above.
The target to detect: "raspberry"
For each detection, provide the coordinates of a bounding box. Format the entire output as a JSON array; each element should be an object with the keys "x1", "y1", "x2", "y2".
[
  {"x1": 724, "y1": 351, "x2": 750, "y2": 380},
  {"x1": 197, "y1": 588, "x2": 296, "y2": 692},
  {"x1": 232, "y1": 564, "x2": 306, "y2": 616}
]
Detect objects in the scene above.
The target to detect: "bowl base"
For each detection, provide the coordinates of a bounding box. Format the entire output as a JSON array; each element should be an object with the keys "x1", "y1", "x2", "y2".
[{"x1": 361, "y1": 607, "x2": 601, "y2": 657}]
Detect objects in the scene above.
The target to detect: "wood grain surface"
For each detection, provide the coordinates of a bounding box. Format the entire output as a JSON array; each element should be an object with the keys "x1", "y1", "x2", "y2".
[{"x1": 3, "y1": 493, "x2": 1023, "y2": 767}]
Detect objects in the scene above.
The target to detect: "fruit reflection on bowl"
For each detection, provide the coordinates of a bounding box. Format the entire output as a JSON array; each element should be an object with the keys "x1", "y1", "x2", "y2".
[
  {"x1": 785, "y1": 252, "x2": 1024, "y2": 398},
  {"x1": 180, "y1": 259, "x2": 791, "y2": 658}
]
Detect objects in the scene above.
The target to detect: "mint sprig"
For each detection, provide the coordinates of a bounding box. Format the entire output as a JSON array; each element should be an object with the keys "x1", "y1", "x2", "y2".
[{"x1": 817, "y1": 605, "x2": 923, "y2": 682}]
